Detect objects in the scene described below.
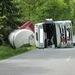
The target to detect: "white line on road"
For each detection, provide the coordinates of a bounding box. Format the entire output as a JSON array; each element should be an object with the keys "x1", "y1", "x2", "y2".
[{"x1": 66, "y1": 56, "x2": 71, "y2": 62}]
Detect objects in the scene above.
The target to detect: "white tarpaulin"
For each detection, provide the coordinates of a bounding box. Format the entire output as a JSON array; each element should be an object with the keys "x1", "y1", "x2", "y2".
[{"x1": 9, "y1": 29, "x2": 35, "y2": 48}]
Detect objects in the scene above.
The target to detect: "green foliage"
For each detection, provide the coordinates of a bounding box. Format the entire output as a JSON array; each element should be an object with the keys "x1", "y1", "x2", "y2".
[
  {"x1": 0, "y1": 0, "x2": 23, "y2": 43},
  {"x1": 18, "y1": 0, "x2": 75, "y2": 23},
  {"x1": 72, "y1": 26, "x2": 75, "y2": 34},
  {"x1": 0, "y1": 0, "x2": 75, "y2": 44}
]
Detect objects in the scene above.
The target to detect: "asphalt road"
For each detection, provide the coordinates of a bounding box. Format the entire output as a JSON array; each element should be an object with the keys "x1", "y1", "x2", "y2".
[{"x1": 0, "y1": 47, "x2": 75, "y2": 75}]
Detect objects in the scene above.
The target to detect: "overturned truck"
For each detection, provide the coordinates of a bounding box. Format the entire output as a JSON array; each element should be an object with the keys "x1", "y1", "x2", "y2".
[{"x1": 35, "y1": 20, "x2": 74, "y2": 48}]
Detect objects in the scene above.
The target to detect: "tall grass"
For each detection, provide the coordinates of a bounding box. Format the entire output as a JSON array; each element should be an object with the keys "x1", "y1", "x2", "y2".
[{"x1": 0, "y1": 45, "x2": 35, "y2": 60}]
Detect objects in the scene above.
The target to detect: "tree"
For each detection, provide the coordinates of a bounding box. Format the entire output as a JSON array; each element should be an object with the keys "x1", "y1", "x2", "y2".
[{"x1": 0, "y1": 0, "x2": 22, "y2": 43}]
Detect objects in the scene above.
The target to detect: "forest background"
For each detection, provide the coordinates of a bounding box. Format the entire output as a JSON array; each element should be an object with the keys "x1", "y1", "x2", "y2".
[{"x1": 0, "y1": 0, "x2": 75, "y2": 44}]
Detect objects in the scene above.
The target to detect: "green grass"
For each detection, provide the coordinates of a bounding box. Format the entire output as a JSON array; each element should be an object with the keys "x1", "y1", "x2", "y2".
[
  {"x1": 0, "y1": 45, "x2": 35, "y2": 60},
  {"x1": 73, "y1": 26, "x2": 75, "y2": 35}
]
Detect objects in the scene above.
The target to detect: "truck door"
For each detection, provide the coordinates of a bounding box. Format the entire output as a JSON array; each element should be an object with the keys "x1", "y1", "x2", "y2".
[{"x1": 64, "y1": 21, "x2": 73, "y2": 47}]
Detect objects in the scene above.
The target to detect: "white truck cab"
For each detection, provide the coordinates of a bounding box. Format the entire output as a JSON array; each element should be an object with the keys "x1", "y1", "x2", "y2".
[{"x1": 35, "y1": 23, "x2": 45, "y2": 48}]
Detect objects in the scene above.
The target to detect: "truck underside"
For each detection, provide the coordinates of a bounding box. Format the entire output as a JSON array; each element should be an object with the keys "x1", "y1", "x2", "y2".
[{"x1": 43, "y1": 22, "x2": 57, "y2": 48}]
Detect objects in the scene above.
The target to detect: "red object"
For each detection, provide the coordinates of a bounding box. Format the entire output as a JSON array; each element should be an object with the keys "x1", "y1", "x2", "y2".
[
  {"x1": 19, "y1": 21, "x2": 34, "y2": 32},
  {"x1": 61, "y1": 37, "x2": 66, "y2": 43}
]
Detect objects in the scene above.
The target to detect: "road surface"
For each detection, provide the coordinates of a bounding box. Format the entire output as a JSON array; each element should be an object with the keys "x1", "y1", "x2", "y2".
[{"x1": 0, "y1": 47, "x2": 75, "y2": 75}]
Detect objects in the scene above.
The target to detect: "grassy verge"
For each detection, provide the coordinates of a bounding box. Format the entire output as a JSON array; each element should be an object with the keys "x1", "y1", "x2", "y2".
[
  {"x1": 73, "y1": 26, "x2": 75, "y2": 35},
  {"x1": 0, "y1": 45, "x2": 35, "y2": 60}
]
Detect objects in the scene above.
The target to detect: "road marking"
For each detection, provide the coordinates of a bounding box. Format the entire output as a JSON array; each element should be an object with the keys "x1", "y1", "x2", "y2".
[{"x1": 66, "y1": 56, "x2": 71, "y2": 62}]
